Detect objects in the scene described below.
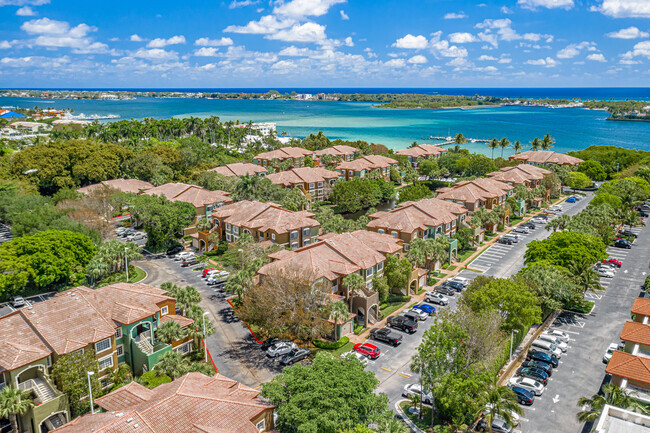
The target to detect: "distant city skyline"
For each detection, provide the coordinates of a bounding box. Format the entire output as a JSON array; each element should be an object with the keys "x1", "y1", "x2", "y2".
[{"x1": 0, "y1": 0, "x2": 649, "y2": 88}]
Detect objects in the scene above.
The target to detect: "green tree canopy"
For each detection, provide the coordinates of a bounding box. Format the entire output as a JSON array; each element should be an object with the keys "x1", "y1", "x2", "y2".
[
  {"x1": 130, "y1": 194, "x2": 196, "y2": 251},
  {"x1": 397, "y1": 183, "x2": 431, "y2": 204},
  {"x1": 524, "y1": 231, "x2": 607, "y2": 269},
  {"x1": 565, "y1": 172, "x2": 592, "y2": 190},
  {"x1": 52, "y1": 349, "x2": 103, "y2": 417},
  {"x1": 577, "y1": 160, "x2": 607, "y2": 181},
  {"x1": 384, "y1": 255, "x2": 412, "y2": 290}
]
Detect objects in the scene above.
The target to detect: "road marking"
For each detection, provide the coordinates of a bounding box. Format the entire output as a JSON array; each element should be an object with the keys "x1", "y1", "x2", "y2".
[
  {"x1": 552, "y1": 394, "x2": 560, "y2": 403},
  {"x1": 398, "y1": 373, "x2": 411, "y2": 378},
  {"x1": 381, "y1": 367, "x2": 392, "y2": 372},
  {"x1": 254, "y1": 385, "x2": 262, "y2": 390}
]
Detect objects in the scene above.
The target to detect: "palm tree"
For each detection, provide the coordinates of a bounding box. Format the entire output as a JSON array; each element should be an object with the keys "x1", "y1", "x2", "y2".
[
  {"x1": 541, "y1": 133, "x2": 555, "y2": 150},
  {"x1": 174, "y1": 286, "x2": 202, "y2": 316},
  {"x1": 545, "y1": 214, "x2": 571, "y2": 232},
  {"x1": 488, "y1": 138, "x2": 499, "y2": 160},
  {"x1": 577, "y1": 384, "x2": 649, "y2": 424},
  {"x1": 342, "y1": 273, "x2": 365, "y2": 307},
  {"x1": 329, "y1": 301, "x2": 350, "y2": 339},
  {"x1": 529, "y1": 137, "x2": 541, "y2": 151},
  {"x1": 224, "y1": 270, "x2": 253, "y2": 303},
  {"x1": 155, "y1": 321, "x2": 185, "y2": 344},
  {"x1": 455, "y1": 133, "x2": 466, "y2": 144},
  {"x1": 569, "y1": 260, "x2": 604, "y2": 294},
  {"x1": 376, "y1": 417, "x2": 409, "y2": 433},
  {"x1": 186, "y1": 313, "x2": 215, "y2": 348},
  {"x1": 499, "y1": 138, "x2": 510, "y2": 159},
  {"x1": 154, "y1": 351, "x2": 189, "y2": 379},
  {"x1": 478, "y1": 381, "x2": 523, "y2": 432},
  {"x1": 0, "y1": 386, "x2": 33, "y2": 433},
  {"x1": 196, "y1": 218, "x2": 213, "y2": 232}
]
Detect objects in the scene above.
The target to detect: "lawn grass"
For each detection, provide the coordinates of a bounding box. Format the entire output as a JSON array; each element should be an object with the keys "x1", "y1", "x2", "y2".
[
  {"x1": 379, "y1": 298, "x2": 410, "y2": 319},
  {"x1": 399, "y1": 401, "x2": 434, "y2": 431},
  {"x1": 457, "y1": 248, "x2": 477, "y2": 262},
  {"x1": 96, "y1": 265, "x2": 146, "y2": 288},
  {"x1": 510, "y1": 216, "x2": 523, "y2": 225}
]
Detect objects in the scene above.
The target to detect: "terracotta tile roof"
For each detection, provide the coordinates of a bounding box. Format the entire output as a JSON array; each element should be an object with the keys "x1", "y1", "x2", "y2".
[
  {"x1": 96, "y1": 382, "x2": 155, "y2": 411},
  {"x1": 258, "y1": 230, "x2": 402, "y2": 281},
  {"x1": 436, "y1": 178, "x2": 513, "y2": 203},
  {"x1": 509, "y1": 150, "x2": 583, "y2": 166},
  {"x1": 208, "y1": 163, "x2": 268, "y2": 177},
  {"x1": 606, "y1": 350, "x2": 650, "y2": 387},
  {"x1": 314, "y1": 145, "x2": 357, "y2": 158},
  {"x1": 160, "y1": 314, "x2": 195, "y2": 329},
  {"x1": 487, "y1": 164, "x2": 551, "y2": 185},
  {"x1": 0, "y1": 313, "x2": 51, "y2": 372},
  {"x1": 367, "y1": 197, "x2": 468, "y2": 234},
  {"x1": 395, "y1": 144, "x2": 447, "y2": 158},
  {"x1": 78, "y1": 179, "x2": 153, "y2": 195},
  {"x1": 336, "y1": 155, "x2": 398, "y2": 172},
  {"x1": 621, "y1": 321, "x2": 650, "y2": 346},
  {"x1": 143, "y1": 183, "x2": 233, "y2": 208},
  {"x1": 211, "y1": 200, "x2": 319, "y2": 234},
  {"x1": 254, "y1": 147, "x2": 312, "y2": 161},
  {"x1": 632, "y1": 298, "x2": 650, "y2": 317},
  {"x1": 54, "y1": 373, "x2": 274, "y2": 433},
  {"x1": 266, "y1": 167, "x2": 340, "y2": 187}
]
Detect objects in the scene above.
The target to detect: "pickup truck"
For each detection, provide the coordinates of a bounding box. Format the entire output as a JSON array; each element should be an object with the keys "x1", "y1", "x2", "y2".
[
  {"x1": 386, "y1": 315, "x2": 418, "y2": 334},
  {"x1": 369, "y1": 327, "x2": 403, "y2": 346}
]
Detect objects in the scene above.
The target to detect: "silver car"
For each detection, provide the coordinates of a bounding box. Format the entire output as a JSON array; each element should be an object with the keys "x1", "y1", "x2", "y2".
[
  {"x1": 402, "y1": 383, "x2": 433, "y2": 405},
  {"x1": 267, "y1": 342, "x2": 297, "y2": 358},
  {"x1": 425, "y1": 291, "x2": 449, "y2": 306},
  {"x1": 513, "y1": 226, "x2": 530, "y2": 234}
]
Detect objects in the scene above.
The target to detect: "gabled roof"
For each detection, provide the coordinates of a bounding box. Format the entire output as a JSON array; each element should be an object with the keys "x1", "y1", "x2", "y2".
[
  {"x1": 143, "y1": 183, "x2": 232, "y2": 208},
  {"x1": 436, "y1": 178, "x2": 513, "y2": 203},
  {"x1": 54, "y1": 373, "x2": 274, "y2": 433},
  {"x1": 314, "y1": 145, "x2": 357, "y2": 157},
  {"x1": 208, "y1": 163, "x2": 268, "y2": 177},
  {"x1": 367, "y1": 197, "x2": 468, "y2": 234},
  {"x1": 632, "y1": 298, "x2": 650, "y2": 318},
  {"x1": 509, "y1": 150, "x2": 583, "y2": 166},
  {"x1": 212, "y1": 200, "x2": 319, "y2": 234},
  {"x1": 487, "y1": 164, "x2": 551, "y2": 185},
  {"x1": 160, "y1": 314, "x2": 195, "y2": 329},
  {"x1": 0, "y1": 313, "x2": 51, "y2": 372},
  {"x1": 254, "y1": 146, "x2": 312, "y2": 161},
  {"x1": 265, "y1": 167, "x2": 340, "y2": 187},
  {"x1": 621, "y1": 321, "x2": 650, "y2": 346},
  {"x1": 77, "y1": 179, "x2": 154, "y2": 195},
  {"x1": 395, "y1": 144, "x2": 446, "y2": 158},
  {"x1": 606, "y1": 350, "x2": 650, "y2": 387},
  {"x1": 336, "y1": 155, "x2": 398, "y2": 172}
]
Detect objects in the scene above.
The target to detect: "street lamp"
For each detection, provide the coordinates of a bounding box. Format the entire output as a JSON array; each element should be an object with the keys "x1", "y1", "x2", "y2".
[
  {"x1": 22, "y1": 169, "x2": 38, "y2": 175},
  {"x1": 509, "y1": 329, "x2": 520, "y2": 362},
  {"x1": 87, "y1": 371, "x2": 95, "y2": 414},
  {"x1": 124, "y1": 247, "x2": 129, "y2": 282},
  {"x1": 202, "y1": 311, "x2": 209, "y2": 363}
]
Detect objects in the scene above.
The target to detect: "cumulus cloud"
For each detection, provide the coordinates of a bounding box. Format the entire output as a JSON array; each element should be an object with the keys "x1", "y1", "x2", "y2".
[
  {"x1": 278, "y1": 45, "x2": 317, "y2": 56},
  {"x1": 557, "y1": 41, "x2": 595, "y2": 59},
  {"x1": 270, "y1": 59, "x2": 296, "y2": 73},
  {"x1": 476, "y1": 65, "x2": 498, "y2": 72},
  {"x1": 429, "y1": 31, "x2": 468, "y2": 58},
  {"x1": 444, "y1": 12, "x2": 467, "y2": 19},
  {"x1": 474, "y1": 18, "x2": 552, "y2": 45},
  {"x1": 266, "y1": 22, "x2": 327, "y2": 43},
  {"x1": 384, "y1": 58, "x2": 406, "y2": 67},
  {"x1": 591, "y1": 0, "x2": 650, "y2": 18},
  {"x1": 340, "y1": 9, "x2": 349, "y2": 20},
  {"x1": 229, "y1": 0, "x2": 259, "y2": 8},
  {"x1": 477, "y1": 54, "x2": 497, "y2": 60},
  {"x1": 224, "y1": 15, "x2": 295, "y2": 34},
  {"x1": 195, "y1": 37, "x2": 234, "y2": 46},
  {"x1": 606, "y1": 26, "x2": 649, "y2": 39},
  {"x1": 147, "y1": 35, "x2": 186, "y2": 48},
  {"x1": 130, "y1": 34, "x2": 145, "y2": 42},
  {"x1": 344, "y1": 36, "x2": 353, "y2": 46},
  {"x1": 131, "y1": 48, "x2": 178, "y2": 60},
  {"x1": 622, "y1": 41, "x2": 650, "y2": 60},
  {"x1": 0, "y1": 0, "x2": 49, "y2": 5},
  {"x1": 498, "y1": 56, "x2": 512, "y2": 63},
  {"x1": 517, "y1": 0, "x2": 574, "y2": 10},
  {"x1": 587, "y1": 53, "x2": 606, "y2": 62},
  {"x1": 19, "y1": 17, "x2": 116, "y2": 53},
  {"x1": 408, "y1": 55, "x2": 427, "y2": 64},
  {"x1": 501, "y1": 6, "x2": 513, "y2": 14},
  {"x1": 525, "y1": 56, "x2": 558, "y2": 67},
  {"x1": 193, "y1": 47, "x2": 220, "y2": 56},
  {"x1": 16, "y1": 5, "x2": 36, "y2": 15},
  {"x1": 0, "y1": 40, "x2": 12, "y2": 49},
  {"x1": 272, "y1": 0, "x2": 346, "y2": 19},
  {"x1": 449, "y1": 32, "x2": 478, "y2": 43},
  {"x1": 392, "y1": 34, "x2": 428, "y2": 49}
]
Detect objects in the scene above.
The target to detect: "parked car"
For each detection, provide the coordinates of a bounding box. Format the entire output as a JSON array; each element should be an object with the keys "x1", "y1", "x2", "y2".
[
  {"x1": 619, "y1": 230, "x2": 637, "y2": 238},
  {"x1": 206, "y1": 269, "x2": 229, "y2": 279},
  {"x1": 531, "y1": 339, "x2": 563, "y2": 358},
  {"x1": 602, "y1": 258, "x2": 623, "y2": 268},
  {"x1": 449, "y1": 276, "x2": 470, "y2": 287},
  {"x1": 280, "y1": 348, "x2": 310, "y2": 366},
  {"x1": 603, "y1": 342, "x2": 619, "y2": 363},
  {"x1": 526, "y1": 349, "x2": 559, "y2": 368},
  {"x1": 353, "y1": 343, "x2": 380, "y2": 359},
  {"x1": 516, "y1": 367, "x2": 549, "y2": 386},
  {"x1": 181, "y1": 257, "x2": 198, "y2": 267},
  {"x1": 595, "y1": 267, "x2": 615, "y2": 278},
  {"x1": 387, "y1": 315, "x2": 418, "y2": 334},
  {"x1": 412, "y1": 303, "x2": 436, "y2": 315},
  {"x1": 261, "y1": 338, "x2": 279, "y2": 351},
  {"x1": 509, "y1": 376, "x2": 545, "y2": 396},
  {"x1": 10, "y1": 296, "x2": 26, "y2": 308},
  {"x1": 369, "y1": 328, "x2": 403, "y2": 346},
  {"x1": 444, "y1": 281, "x2": 465, "y2": 292},
  {"x1": 267, "y1": 342, "x2": 298, "y2": 358},
  {"x1": 127, "y1": 232, "x2": 146, "y2": 241},
  {"x1": 565, "y1": 197, "x2": 577, "y2": 203},
  {"x1": 207, "y1": 275, "x2": 227, "y2": 285},
  {"x1": 175, "y1": 251, "x2": 195, "y2": 261},
  {"x1": 404, "y1": 310, "x2": 427, "y2": 322},
  {"x1": 614, "y1": 238, "x2": 632, "y2": 249},
  {"x1": 498, "y1": 237, "x2": 514, "y2": 245},
  {"x1": 531, "y1": 217, "x2": 547, "y2": 224},
  {"x1": 425, "y1": 291, "x2": 449, "y2": 305},
  {"x1": 502, "y1": 234, "x2": 519, "y2": 243},
  {"x1": 166, "y1": 245, "x2": 184, "y2": 256},
  {"x1": 435, "y1": 285, "x2": 455, "y2": 296},
  {"x1": 572, "y1": 195, "x2": 583, "y2": 201},
  {"x1": 543, "y1": 329, "x2": 570, "y2": 343},
  {"x1": 509, "y1": 385, "x2": 535, "y2": 405},
  {"x1": 402, "y1": 384, "x2": 433, "y2": 405},
  {"x1": 342, "y1": 351, "x2": 368, "y2": 367},
  {"x1": 537, "y1": 334, "x2": 568, "y2": 352},
  {"x1": 483, "y1": 404, "x2": 521, "y2": 424},
  {"x1": 521, "y1": 360, "x2": 553, "y2": 376},
  {"x1": 521, "y1": 222, "x2": 536, "y2": 230},
  {"x1": 119, "y1": 228, "x2": 135, "y2": 237},
  {"x1": 513, "y1": 226, "x2": 530, "y2": 234},
  {"x1": 478, "y1": 418, "x2": 513, "y2": 433},
  {"x1": 202, "y1": 268, "x2": 216, "y2": 277},
  {"x1": 639, "y1": 210, "x2": 649, "y2": 218}
]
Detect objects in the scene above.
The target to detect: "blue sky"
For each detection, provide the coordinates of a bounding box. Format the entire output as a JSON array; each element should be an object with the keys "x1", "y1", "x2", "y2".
[{"x1": 0, "y1": 0, "x2": 649, "y2": 88}]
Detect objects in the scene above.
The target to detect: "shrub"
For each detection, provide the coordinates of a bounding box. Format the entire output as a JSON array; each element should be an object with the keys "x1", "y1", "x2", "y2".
[
  {"x1": 139, "y1": 370, "x2": 172, "y2": 389},
  {"x1": 312, "y1": 336, "x2": 350, "y2": 350},
  {"x1": 353, "y1": 324, "x2": 365, "y2": 335},
  {"x1": 644, "y1": 275, "x2": 650, "y2": 289}
]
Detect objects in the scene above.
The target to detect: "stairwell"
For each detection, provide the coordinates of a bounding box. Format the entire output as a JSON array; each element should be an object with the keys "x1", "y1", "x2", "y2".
[
  {"x1": 44, "y1": 413, "x2": 66, "y2": 430},
  {"x1": 137, "y1": 338, "x2": 154, "y2": 355}
]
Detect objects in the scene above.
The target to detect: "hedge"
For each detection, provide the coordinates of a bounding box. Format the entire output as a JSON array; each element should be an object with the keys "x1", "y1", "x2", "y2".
[{"x1": 313, "y1": 336, "x2": 350, "y2": 350}]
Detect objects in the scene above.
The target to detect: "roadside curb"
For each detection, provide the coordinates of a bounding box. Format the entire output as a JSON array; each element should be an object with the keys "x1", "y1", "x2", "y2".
[{"x1": 394, "y1": 399, "x2": 426, "y2": 433}]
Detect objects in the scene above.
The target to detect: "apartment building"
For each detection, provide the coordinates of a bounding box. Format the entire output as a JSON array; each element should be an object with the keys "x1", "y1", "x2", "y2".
[
  {"x1": 509, "y1": 150, "x2": 583, "y2": 167},
  {"x1": 253, "y1": 147, "x2": 313, "y2": 170},
  {"x1": 336, "y1": 155, "x2": 399, "y2": 181},
  {"x1": 436, "y1": 178, "x2": 514, "y2": 212},
  {"x1": 395, "y1": 144, "x2": 446, "y2": 167},
  {"x1": 77, "y1": 178, "x2": 154, "y2": 195},
  {"x1": 265, "y1": 167, "x2": 341, "y2": 203},
  {"x1": 313, "y1": 145, "x2": 358, "y2": 164},
  {"x1": 211, "y1": 200, "x2": 320, "y2": 249},
  {"x1": 208, "y1": 162, "x2": 268, "y2": 177}
]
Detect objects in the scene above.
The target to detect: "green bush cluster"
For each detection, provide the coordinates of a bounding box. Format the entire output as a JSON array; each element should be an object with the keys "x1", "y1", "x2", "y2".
[{"x1": 312, "y1": 336, "x2": 350, "y2": 350}]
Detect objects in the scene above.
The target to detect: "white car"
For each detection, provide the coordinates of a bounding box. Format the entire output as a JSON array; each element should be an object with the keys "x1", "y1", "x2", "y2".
[
  {"x1": 595, "y1": 267, "x2": 615, "y2": 278},
  {"x1": 206, "y1": 269, "x2": 229, "y2": 279},
  {"x1": 538, "y1": 334, "x2": 568, "y2": 352},
  {"x1": 544, "y1": 329, "x2": 570, "y2": 343},
  {"x1": 175, "y1": 252, "x2": 194, "y2": 261},
  {"x1": 425, "y1": 291, "x2": 449, "y2": 306},
  {"x1": 484, "y1": 403, "x2": 520, "y2": 424},
  {"x1": 532, "y1": 217, "x2": 547, "y2": 224},
  {"x1": 449, "y1": 276, "x2": 470, "y2": 287},
  {"x1": 402, "y1": 383, "x2": 434, "y2": 405},
  {"x1": 509, "y1": 376, "x2": 545, "y2": 396},
  {"x1": 513, "y1": 226, "x2": 530, "y2": 234},
  {"x1": 406, "y1": 308, "x2": 429, "y2": 321},
  {"x1": 127, "y1": 232, "x2": 146, "y2": 241},
  {"x1": 342, "y1": 351, "x2": 368, "y2": 367},
  {"x1": 603, "y1": 343, "x2": 619, "y2": 363},
  {"x1": 267, "y1": 342, "x2": 297, "y2": 358}
]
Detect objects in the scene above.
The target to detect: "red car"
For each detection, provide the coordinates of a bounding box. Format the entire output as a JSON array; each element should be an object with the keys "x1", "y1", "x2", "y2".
[
  {"x1": 354, "y1": 343, "x2": 380, "y2": 359},
  {"x1": 202, "y1": 268, "x2": 216, "y2": 277},
  {"x1": 602, "y1": 259, "x2": 622, "y2": 268}
]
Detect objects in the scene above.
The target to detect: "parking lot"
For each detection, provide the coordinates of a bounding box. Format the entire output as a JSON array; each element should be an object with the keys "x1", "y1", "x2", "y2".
[{"x1": 0, "y1": 292, "x2": 57, "y2": 318}]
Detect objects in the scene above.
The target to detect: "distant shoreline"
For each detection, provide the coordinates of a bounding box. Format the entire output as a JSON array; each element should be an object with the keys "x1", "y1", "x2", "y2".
[{"x1": 376, "y1": 104, "x2": 503, "y2": 110}]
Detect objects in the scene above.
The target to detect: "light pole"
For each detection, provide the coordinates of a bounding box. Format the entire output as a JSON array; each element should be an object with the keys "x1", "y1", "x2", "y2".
[
  {"x1": 203, "y1": 311, "x2": 209, "y2": 363},
  {"x1": 124, "y1": 247, "x2": 129, "y2": 282},
  {"x1": 87, "y1": 371, "x2": 95, "y2": 414},
  {"x1": 509, "y1": 329, "x2": 520, "y2": 362}
]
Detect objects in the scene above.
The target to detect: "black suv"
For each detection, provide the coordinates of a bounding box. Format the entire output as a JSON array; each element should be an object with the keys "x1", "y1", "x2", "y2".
[
  {"x1": 444, "y1": 281, "x2": 465, "y2": 292},
  {"x1": 614, "y1": 238, "x2": 632, "y2": 249},
  {"x1": 386, "y1": 316, "x2": 418, "y2": 334},
  {"x1": 369, "y1": 328, "x2": 403, "y2": 346},
  {"x1": 526, "y1": 349, "x2": 559, "y2": 368},
  {"x1": 619, "y1": 229, "x2": 638, "y2": 238},
  {"x1": 521, "y1": 222, "x2": 536, "y2": 230}
]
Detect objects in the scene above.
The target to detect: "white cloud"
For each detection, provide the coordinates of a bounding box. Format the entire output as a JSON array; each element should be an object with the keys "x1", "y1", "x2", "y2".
[
  {"x1": 622, "y1": 41, "x2": 650, "y2": 60},
  {"x1": 272, "y1": 0, "x2": 346, "y2": 19},
  {"x1": 429, "y1": 31, "x2": 468, "y2": 58},
  {"x1": 392, "y1": 34, "x2": 428, "y2": 49},
  {"x1": 16, "y1": 5, "x2": 35, "y2": 15},
  {"x1": 498, "y1": 56, "x2": 512, "y2": 63},
  {"x1": 229, "y1": 0, "x2": 259, "y2": 8},
  {"x1": 501, "y1": 6, "x2": 513, "y2": 14},
  {"x1": 19, "y1": 17, "x2": 114, "y2": 53},
  {"x1": 0, "y1": 55, "x2": 69, "y2": 69},
  {"x1": 194, "y1": 37, "x2": 234, "y2": 46},
  {"x1": 591, "y1": 0, "x2": 650, "y2": 18},
  {"x1": 449, "y1": 32, "x2": 478, "y2": 43},
  {"x1": 444, "y1": 12, "x2": 467, "y2": 19},
  {"x1": 270, "y1": 59, "x2": 296, "y2": 73},
  {"x1": 525, "y1": 56, "x2": 558, "y2": 67},
  {"x1": 266, "y1": 22, "x2": 327, "y2": 43},
  {"x1": 147, "y1": 35, "x2": 186, "y2": 48},
  {"x1": 0, "y1": 41, "x2": 12, "y2": 49},
  {"x1": 278, "y1": 45, "x2": 317, "y2": 56},
  {"x1": 384, "y1": 58, "x2": 406, "y2": 67},
  {"x1": 130, "y1": 34, "x2": 145, "y2": 42},
  {"x1": 606, "y1": 26, "x2": 649, "y2": 39},
  {"x1": 131, "y1": 48, "x2": 178, "y2": 60},
  {"x1": 340, "y1": 9, "x2": 349, "y2": 20},
  {"x1": 224, "y1": 15, "x2": 295, "y2": 34},
  {"x1": 476, "y1": 65, "x2": 498, "y2": 72},
  {"x1": 344, "y1": 36, "x2": 353, "y2": 47},
  {"x1": 517, "y1": 0, "x2": 574, "y2": 10},
  {"x1": 408, "y1": 54, "x2": 427, "y2": 64},
  {"x1": 474, "y1": 18, "x2": 551, "y2": 45},
  {"x1": 0, "y1": 0, "x2": 49, "y2": 5},
  {"x1": 587, "y1": 53, "x2": 606, "y2": 62},
  {"x1": 557, "y1": 41, "x2": 595, "y2": 59},
  {"x1": 194, "y1": 47, "x2": 220, "y2": 56},
  {"x1": 477, "y1": 54, "x2": 497, "y2": 60}
]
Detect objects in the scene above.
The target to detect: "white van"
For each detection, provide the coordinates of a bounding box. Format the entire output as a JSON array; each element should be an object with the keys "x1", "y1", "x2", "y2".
[
  {"x1": 538, "y1": 333, "x2": 568, "y2": 352},
  {"x1": 531, "y1": 339, "x2": 562, "y2": 358}
]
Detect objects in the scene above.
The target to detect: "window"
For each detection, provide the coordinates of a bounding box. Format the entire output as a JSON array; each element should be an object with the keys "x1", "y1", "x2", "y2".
[
  {"x1": 271, "y1": 233, "x2": 276, "y2": 241},
  {"x1": 317, "y1": 189, "x2": 323, "y2": 196},
  {"x1": 46, "y1": 356, "x2": 52, "y2": 367},
  {"x1": 332, "y1": 280, "x2": 338, "y2": 293},
  {"x1": 174, "y1": 341, "x2": 193, "y2": 354},
  {"x1": 309, "y1": 183, "x2": 315, "y2": 189},
  {"x1": 318, "y1": 182, "x2": 323, "y2": 187},
  {"x1": 377, "y1": 261, "x2": 384, "y2": 272},
  {"x1": 378, "y1": 229, "x2": 385, "y2": 234},
  {"x1": 366, "y1": 268, "x2": 373, "y2": 277},
  {"x1": 116, "y1": 345, "x2": 124, "y2": 357},
  {"x1": 445, "y1": 223, "x2": 450, "y2": 230},
  {"x1": 290, "y1": 230, "x2": 298, "y2": 240},
  {"x1": 226, "y1": 233, "x2": 232, "y2": 242},
  {"x1": 256, "y1": 419, "x2": 266, "y2": 432},
  {"x1": 291, "y1": 242, "x2": 299, "y2": 249},
  {"x1": 95, "y1": 338, "x2": 111, "y2": 353},
  {"x1": 161, "y1": 306, "x2": 168, "y2": 316},
  {"x1": 303, "y1": 227, "x2": 311, "y2": 237},
  {"x1": 391, "y1": 231, "x2": 398, "y2": 238},
  {"x1": 115, "y1": 328, "x2": 122, "y2": 339},
  {"x1": 101, "y1": 379, "x2": 112, "y2": 389},
  {"x1": 452, "y1": 220, "x2": 456, "y2": 227},
  {"x1": 303, "y1": 239, "x2": 310, "y2": 246},
  {"x1": 233, "y1": 226, "x2": 239, "y2": 234},
  {"x1": 226, "y1": 223, "x2": 231, "y2": 231},
  {"x1": 98, "y1": 355, "x2": 114, "y2": 371}
]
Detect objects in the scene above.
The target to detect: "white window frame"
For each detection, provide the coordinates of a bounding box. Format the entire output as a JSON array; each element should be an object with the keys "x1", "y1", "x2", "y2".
[
  {"x1": 302, "y1": 227, "x2": 310, "y2": 237},
  {"x1": 317, "y1": 182, "x2": 323, "y2": 188},
  {"x1": 95, "y1": 338, "x2": 111, "y2": 354},
  {"x1": 226, "y1": 223, "x2": 231, "y2": 231},
  {"x1": 98, "y1": 354, "x2": 114, "y2": 371},
  {"x1": 161, "y1": 306, "x2": 169, "y2": 316},
  {"x1": 378, "y1": 229, "x2": 385, "y2": 234},
  {"x1": 256, "y1": 419, "x2": 266, "y2": 432},
  {"x1": 290, "y1": 230, "x2": 299, "y2": 240},
  {"x1": 115, "y1": 328, "x2": 122, "y2": 339},
  {"x1": 271, "y1": 233, "x2": 276, "y2": 241},
  {"x1": 291, "y1": 242, "x2": 299, "y2": 249},
  {"x1": 173, "y1": 341, "x2": 193, "y2": 355},
  {"x1": 391, "y1": 231, "x2": 398, "y2": 238},
  {"x1": 309, "y1": 183, "x2": 315, "y2": 189},
  {"x1": 116, "y1": 345, "x2": 124, "y2": 357},
  {"x1": 303, "y1": 239, "x2": 310, "y2": 246},
  {"x1": 226, "y1": 233, "x2": 232, "y2": 242},
  {"x1": 377, "y1": 261, "x2": 384, "y2": 272}
]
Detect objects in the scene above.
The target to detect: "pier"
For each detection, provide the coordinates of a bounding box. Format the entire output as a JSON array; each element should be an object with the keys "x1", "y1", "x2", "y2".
[{"x1": 428, "y1": 136, "x2": 492, "y2": 145}]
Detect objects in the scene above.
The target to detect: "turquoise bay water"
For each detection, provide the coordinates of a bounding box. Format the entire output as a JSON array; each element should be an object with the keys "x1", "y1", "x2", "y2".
[{"x1": 2, "y1": 96, "x2": 649, "y2": 156}]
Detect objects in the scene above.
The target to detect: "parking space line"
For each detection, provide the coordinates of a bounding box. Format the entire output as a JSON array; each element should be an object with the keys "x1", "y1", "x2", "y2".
[
  {"x1": 398, "y1": 373, "x2": 411, "y2": 378},
  {"x1": 381, "y1": 367, "x2": 392, "y2": 372}
]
